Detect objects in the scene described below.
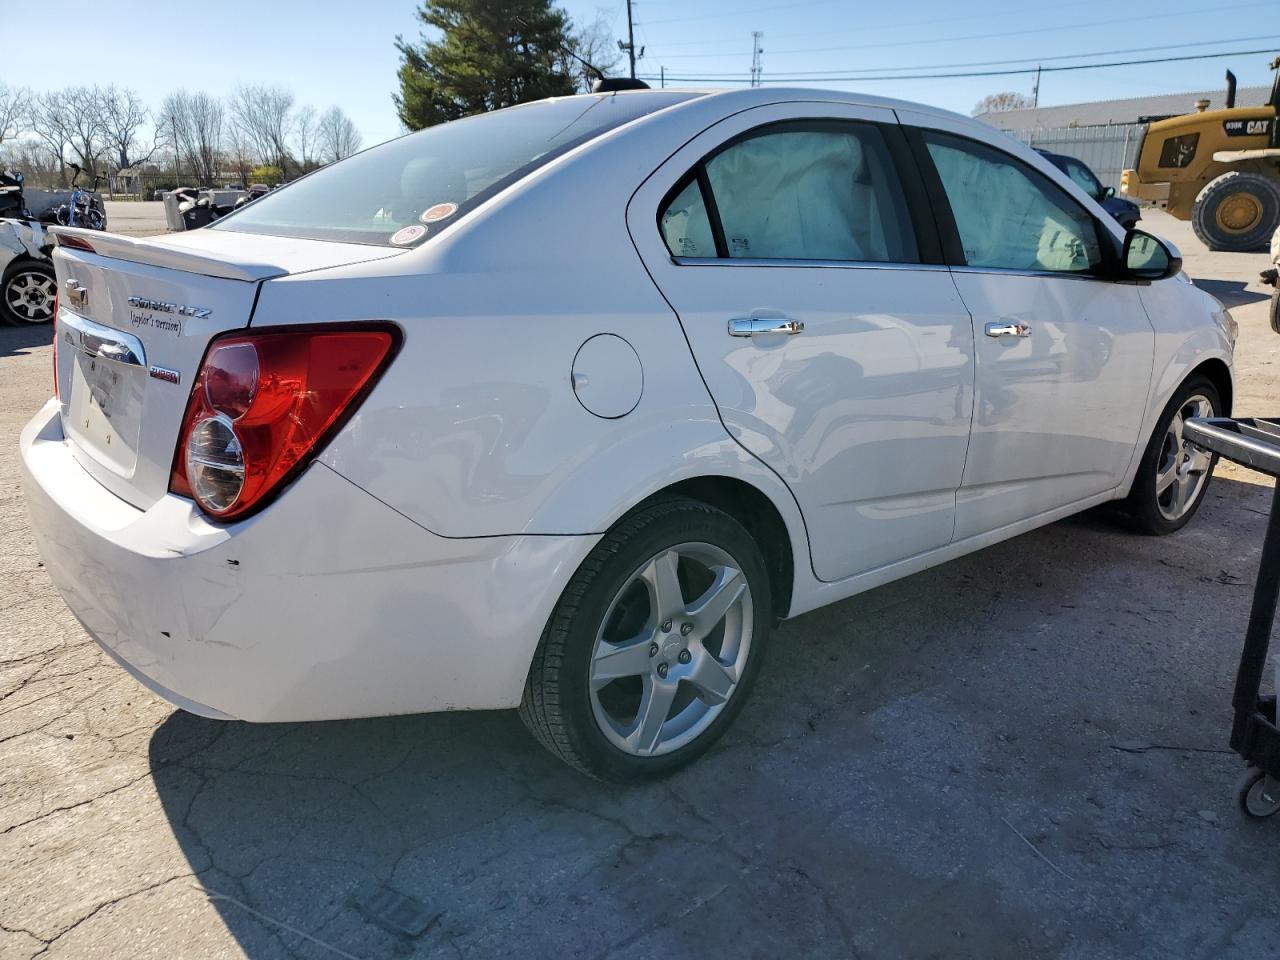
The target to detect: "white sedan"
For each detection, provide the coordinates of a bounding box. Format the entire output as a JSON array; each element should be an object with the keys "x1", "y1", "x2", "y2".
[{"x1": 20, "y1": 87, "x2": 1235, "y2": 780}]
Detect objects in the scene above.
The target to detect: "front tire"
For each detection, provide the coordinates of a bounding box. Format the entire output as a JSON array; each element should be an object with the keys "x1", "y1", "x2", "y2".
[
  {"x1": 1191, "y1": 172, "x2": 1280, "y2": 252},
  {"x1": 1, "y1": 260, "x2": 57, "y2": 326},
  {"x1": 1119, "y1": 375, "x2": 1220, "y2": 535},
  {"x1": 520, "y1": 498, "x2": 772, "y2": 781}
]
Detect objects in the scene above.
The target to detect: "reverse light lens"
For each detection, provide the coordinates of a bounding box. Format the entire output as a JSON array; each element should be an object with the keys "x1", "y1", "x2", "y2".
[
  {"x1": 186, "y1": 416, "x2": 246, "y2": 512},
  {"x1": 171, "y1": 325, "x2": 397, "y2": 520}
]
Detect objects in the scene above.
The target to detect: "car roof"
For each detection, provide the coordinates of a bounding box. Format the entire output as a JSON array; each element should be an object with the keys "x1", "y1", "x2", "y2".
[{"x1": 562, "y1": 85, "x2": 976, "y2": 127}]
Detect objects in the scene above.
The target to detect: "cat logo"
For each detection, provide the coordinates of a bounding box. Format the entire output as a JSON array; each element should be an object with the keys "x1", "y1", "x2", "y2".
[{"x1": 1223, "y1": 118, "x2": 1273, "y2": 138}]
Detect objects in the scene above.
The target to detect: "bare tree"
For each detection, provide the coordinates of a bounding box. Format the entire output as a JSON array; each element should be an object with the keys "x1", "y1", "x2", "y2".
[
  {"x1": 317, "y1": 106, "x2": 362, "y2": 164},
  {"x1": 160, "y1": 90, "x2": 225, "y2": 185},
  {"x1": 224, "y1": 124, "x2": 255, "y2": 187},
  {"x1": 293, "y1": 105, "x2": 317, "y2": 171},
  {"x1": 0, "y1": 83, "x2": 27, "y2": 146},
  {"x1": 565, "y1": 15, "x2": 623, "y2": 93},
  {"x1": 25, "y1": 90, "x2": 72, "y2": 185},
  {"x1": 972, "y1": 92, "x2": 1034, "y2": 116},
  {"x1": 100, "y1": 85, "x2": 162, "y2": 172},
  {"x1": 59, "y1": 86, "x2": 109, "y2": 179},
  {"x1": 0, "y1": 138, "x2": 59, "y2": 187},
  {"x1": 231, "y1": 84, "x2": 295, "y2": 178}
]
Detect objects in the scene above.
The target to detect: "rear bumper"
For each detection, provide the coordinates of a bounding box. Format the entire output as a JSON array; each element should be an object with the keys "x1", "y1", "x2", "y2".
[{"x1": 20, "y1": 399, "x2": 594, "y2": 721}]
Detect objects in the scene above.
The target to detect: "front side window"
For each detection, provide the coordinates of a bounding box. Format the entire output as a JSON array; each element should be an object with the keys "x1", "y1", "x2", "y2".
[
  {"x1": 659, "y1": 122, "x2": 918, "y2": 264},
  {"x1": 925, "y1": 132, "x2": 1102, "y2": 274}
]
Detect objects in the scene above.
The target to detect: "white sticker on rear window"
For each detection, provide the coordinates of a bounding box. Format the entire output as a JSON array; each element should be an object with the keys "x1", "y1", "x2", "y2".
[
  {"x1": 420, "y1": 202, "x2": 458, "y2": 224},
  {"x1": 390, "y1": 225, "x2": 426, "y2": 245}
]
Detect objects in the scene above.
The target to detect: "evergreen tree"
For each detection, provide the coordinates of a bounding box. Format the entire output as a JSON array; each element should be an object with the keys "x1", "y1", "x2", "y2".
[{"x1": 394, "y1": 0, "x2": 577, "y2": 130}]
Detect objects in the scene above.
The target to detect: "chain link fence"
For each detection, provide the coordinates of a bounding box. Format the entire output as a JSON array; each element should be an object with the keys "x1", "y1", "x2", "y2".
[{"x1": 1001, "y1": 123, "x2": 1146, "y2": 191}]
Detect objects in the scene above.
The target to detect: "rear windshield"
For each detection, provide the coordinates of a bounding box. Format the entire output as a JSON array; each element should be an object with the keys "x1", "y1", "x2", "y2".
[{"x1": 211, "y1": 91, "x2": 700, "y2": 246}]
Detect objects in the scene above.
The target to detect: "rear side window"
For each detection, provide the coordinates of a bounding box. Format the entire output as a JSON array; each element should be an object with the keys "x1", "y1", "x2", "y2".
[
  {"x1": 924, "y1": 132, "x2": 1102, "y2": 274},
  {"x1": 660, "y1": 178, "x2": 716, "y2": 258},
  {"x1": 213, "y1": 91, "x2": 699, "y2": 246},
  {"x1": 660, "y1": 121, "x2": 919, "y2": 263}
]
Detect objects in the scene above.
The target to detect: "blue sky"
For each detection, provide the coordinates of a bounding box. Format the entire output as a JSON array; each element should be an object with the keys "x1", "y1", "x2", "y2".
[{"x1": 11, "y1": 0, "x2": 1280, "y2": 147}]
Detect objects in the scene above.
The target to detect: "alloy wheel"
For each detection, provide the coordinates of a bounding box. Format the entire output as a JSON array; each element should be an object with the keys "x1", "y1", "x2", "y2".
[
  {"x1": 589, "y1": 542, "x2": 753, "y2": 757},
  {"x1": 1155, "y1": 394, "x2": 1214, "y2": 521},
  {"x1": 3, "y1": 269, "x2": 56, "y2": 324}
]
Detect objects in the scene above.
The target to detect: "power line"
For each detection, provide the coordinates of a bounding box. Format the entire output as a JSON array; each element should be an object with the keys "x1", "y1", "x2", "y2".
[
  {"x1": 639, "y1": 46, "x2": 1280, "y2": 83},
  {"x1": 642, "y1": 0, "x2": 844, "y2": 27},
  {"x1": 645, "y1": 1, "x2": 1277, "y2": 58},
  {"x1": 643, "y1": 0, "x2": 1117, "y2": 46},
  {"x1": 649, "y1": 34, "x2": 1280, "y2": 78}
]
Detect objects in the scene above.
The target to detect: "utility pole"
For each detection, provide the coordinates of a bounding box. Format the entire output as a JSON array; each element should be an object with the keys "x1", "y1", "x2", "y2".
[
  {"x1": 1032, "y1": 65, "x2": 1042, "y2": 108},
  {"x1": 750, "y1": 31, "x2": 764, "y2": 87},
  {"x1": 660, "y1": 66, "x2": 665, "y2": 88},
  {"x1": 623, "y1": 0, "x2": 639, "y2": 80}
]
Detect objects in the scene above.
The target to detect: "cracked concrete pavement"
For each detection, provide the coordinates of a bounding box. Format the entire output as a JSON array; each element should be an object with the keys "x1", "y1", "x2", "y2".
[{"x1": 2, "y1": 208, "x2": 1280, "y2": 958}]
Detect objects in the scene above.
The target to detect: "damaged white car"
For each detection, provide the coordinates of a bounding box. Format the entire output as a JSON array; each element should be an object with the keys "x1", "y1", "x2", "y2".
[
  {"x1": 21, "y1": 87, "x2": 1235, "y2": 780},
  {"x1": 1, "y1": 218, "x2": 55, "y2": 325}
]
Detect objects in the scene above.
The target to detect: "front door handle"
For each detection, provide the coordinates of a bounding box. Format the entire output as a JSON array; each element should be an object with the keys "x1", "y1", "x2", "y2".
[
  {"x1": 728, "y1": 317, "x2": 804, "y2": 337},
  {"x1": 984, "y1": 320, "x2": 1032, "y2": 338}
]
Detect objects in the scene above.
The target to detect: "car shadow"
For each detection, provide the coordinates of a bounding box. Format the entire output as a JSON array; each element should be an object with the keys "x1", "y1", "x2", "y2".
[
  {"x1": 0, "y1": 322, "x2": 53, "y2": 358},
  {"x1": 1192, "y1": 278, "x2": 1271, "y2": 309},
  {"x1": 146, "y1": 473, "x2": 1276, "y2": 958}
]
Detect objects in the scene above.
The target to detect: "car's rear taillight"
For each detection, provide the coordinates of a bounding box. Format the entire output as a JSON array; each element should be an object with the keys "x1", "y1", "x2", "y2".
[{"x1": 170, "y1": 324, "x2": 399, "y2": 521}]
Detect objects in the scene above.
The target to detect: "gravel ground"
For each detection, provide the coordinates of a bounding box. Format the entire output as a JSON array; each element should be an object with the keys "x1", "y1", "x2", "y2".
[
  {"x1": 1, "y1": 210, "x2": 1279, "y2": 959},
  {"x1": 101, "y1": 201, "x2": 167, "y2": 238}
]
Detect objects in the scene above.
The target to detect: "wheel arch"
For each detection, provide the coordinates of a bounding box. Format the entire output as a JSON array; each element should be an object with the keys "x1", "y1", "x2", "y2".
[
  {"x1": 1120, "y1": 347, "x2": 1235, "y2": 497},
  {"x1": 1191, "y1": 356, "x2": 1233, "y2": 416},
  {"x1": 1, "y1": 253, "x2": 55, "y2": 277},
  {"x1": 631, "y1": 475, "x2": 796, "y2": 621}
]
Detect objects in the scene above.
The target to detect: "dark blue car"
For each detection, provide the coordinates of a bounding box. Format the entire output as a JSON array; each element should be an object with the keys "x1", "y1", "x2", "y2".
[{"x1": 1036, "y1": 149, "x2": 1141, "y2": 231}]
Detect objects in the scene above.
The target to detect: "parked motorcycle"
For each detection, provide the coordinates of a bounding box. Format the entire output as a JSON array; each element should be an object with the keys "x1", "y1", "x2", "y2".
[
  {"x1": 4, "y1": 165, "x2": 107, "y2": 231},
  {"x1": 54, "y1": 165, "x2": 106, "y2": 230}
]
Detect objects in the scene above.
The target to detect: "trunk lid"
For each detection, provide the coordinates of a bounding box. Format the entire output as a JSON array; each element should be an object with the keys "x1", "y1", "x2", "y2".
[{"x1": 51, "y1": 227, "x2": 404, "y2": 510}]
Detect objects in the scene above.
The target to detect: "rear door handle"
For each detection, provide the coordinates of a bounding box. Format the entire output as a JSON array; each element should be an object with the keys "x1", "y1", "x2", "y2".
[
  {"x1": 728, "y1": 317, "x2": 804, "y2": 337},
  {"x1": 984, "y1": 321, "x2": 1032, "y2": 338}
]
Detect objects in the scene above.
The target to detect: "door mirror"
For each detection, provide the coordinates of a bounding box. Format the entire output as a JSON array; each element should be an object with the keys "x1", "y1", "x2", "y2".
[{"x1": 1123, "y1": 229, "x2": 1182, "y2": 281}]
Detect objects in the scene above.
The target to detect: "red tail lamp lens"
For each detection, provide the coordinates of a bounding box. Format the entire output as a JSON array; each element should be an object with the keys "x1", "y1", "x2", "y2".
[
  {"x1": 171, "y1": 326, "x2": 397, "y2": 520},
  {"x1": 57, "y1": 234, "x2": 96, "y2": 253}
]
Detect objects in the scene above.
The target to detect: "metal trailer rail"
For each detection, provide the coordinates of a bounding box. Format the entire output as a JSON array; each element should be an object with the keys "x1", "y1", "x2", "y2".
[{"x1": 1184, "y1": 416, "x2": 1280, "y2": 818}]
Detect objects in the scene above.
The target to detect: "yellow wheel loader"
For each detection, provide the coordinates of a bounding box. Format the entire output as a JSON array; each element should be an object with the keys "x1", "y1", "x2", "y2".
[{"x1": 1122, "y1": 58, "x2": 1280, "y2": 251}]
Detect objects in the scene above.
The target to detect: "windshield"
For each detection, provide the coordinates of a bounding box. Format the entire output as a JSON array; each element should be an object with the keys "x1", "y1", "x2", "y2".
[
  {"x1": 1061, "y1": 158, "x2": 1105, "y2": 202},
  {"x1": 212, "y1": 91, "x2": 700, "y2": 245}
]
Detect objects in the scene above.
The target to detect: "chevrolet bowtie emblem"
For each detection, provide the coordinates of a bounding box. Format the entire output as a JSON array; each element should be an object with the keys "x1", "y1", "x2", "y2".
[{"x1": 64, "y1": 279, "x2": 88, "y2": 309}]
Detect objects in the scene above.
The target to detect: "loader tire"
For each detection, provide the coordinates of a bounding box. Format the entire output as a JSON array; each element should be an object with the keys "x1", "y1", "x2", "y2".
[{"x1": 1191, "y1": 171, "x2": 1280, "y2": 252}]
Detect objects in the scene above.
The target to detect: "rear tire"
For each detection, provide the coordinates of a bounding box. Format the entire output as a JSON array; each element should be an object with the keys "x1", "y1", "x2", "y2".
[
  {"x1": 1191, "y1": 172, "x2": 1280, "y2": 252},
  {"x1": 1118, "y1": 375, "x2": 1220, "y2": 535},
  {"x1": 1270, "y1": 290, "x2": 1280, "y2": 336},
  {"x1": 519, "y1": 497, "x2": 772, "y2": 781}
]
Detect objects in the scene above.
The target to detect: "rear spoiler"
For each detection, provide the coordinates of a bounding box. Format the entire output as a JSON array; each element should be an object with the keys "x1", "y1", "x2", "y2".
[{"x1": 50, "y1": 226, "x2": 285, "y2": 283}]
